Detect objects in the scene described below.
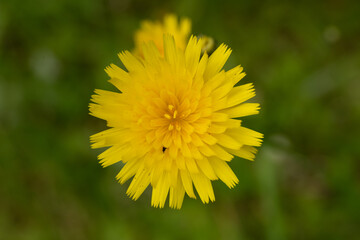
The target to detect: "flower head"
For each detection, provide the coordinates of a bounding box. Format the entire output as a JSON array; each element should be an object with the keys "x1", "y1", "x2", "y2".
[
  {"x1": 90, "y1": 35, "x2": 263, "y2": 209},
  {"x1": 134, "y1": 14, "x2": 191, "y2": 57}
]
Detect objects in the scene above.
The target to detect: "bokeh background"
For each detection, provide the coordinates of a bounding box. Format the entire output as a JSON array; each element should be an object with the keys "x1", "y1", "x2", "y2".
[{"x1": 1, "y1": 0, "x2": 360, "y2": 239}]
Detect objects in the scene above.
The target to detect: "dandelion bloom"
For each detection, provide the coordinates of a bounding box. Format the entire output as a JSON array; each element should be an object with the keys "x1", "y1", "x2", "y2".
[
  {"x1": 90, "y1": 35, "x2": 263, "y2": 209},
  {"x1": 134, "y1": 14, "x2": 191, "y2": 57}
]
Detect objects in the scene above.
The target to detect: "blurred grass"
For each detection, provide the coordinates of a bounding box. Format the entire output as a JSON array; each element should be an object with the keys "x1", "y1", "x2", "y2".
[{"x1": 1, "y1": 0, "x2": 360, "y2": 239}]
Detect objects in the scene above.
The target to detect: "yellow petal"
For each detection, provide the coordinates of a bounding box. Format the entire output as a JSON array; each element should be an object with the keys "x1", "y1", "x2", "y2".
[
  {"x1": 185, "y1": 35, "x2": 202, "y2": 76},
  {"x1": 208, "y1": 157, "x2": 239, "y2": 188},
  {"x1": 214, "y1": 133, "x2": 242, "y2": 149},
  {"x1": 190, "y1": 172, "x2": 215, "y2": 203},
  {"x1": 210, "y1": 144, "x2": 234, "y2": 161},
  {"x1": 226, "y1": 83, "x2": 256, "y2": 108},
  {"x1": 118, "y1": 50, "x2": 144, "y2": 72},
  {"x1": 180, "y1": 170, "x2": 196, "y2": 198},
  {"x1": 163, "y1": 34, "x2": 178, "y2": 66},
  {"x1": 204, "y1": 44, "x2": 232, "y2": 80},
  {"x1": 169, "y1": 175, "x2": 185, "y2": 209},
  {"x1": 196, "y1": 157, "x2": 218, "y2": 180},
  {"x1": 126, "y1": 167, "x2": 151, "y2": 200},
  {"x1": 221, "y1": 103, "x2": 260, "y2": 118},
  {"x1": 227, "y1": 145, "x2": 258, "y2": 161},
  {"x1": 227, "y1": 127, "x2": 263, "y2": 147}
]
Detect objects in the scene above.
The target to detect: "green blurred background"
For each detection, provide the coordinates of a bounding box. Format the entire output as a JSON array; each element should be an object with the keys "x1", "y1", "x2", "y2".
[{"x1": 1, "y1": 0, "x2": 360, "y2": 239}]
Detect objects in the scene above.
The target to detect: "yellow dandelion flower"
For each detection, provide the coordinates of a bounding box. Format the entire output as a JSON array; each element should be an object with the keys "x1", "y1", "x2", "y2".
[
  {"x1": 134, "y1": 14, "x2": 191, "y2": 57},
  {"x1": 89, "y1": 35, "x2": 263, "y2": 209}
]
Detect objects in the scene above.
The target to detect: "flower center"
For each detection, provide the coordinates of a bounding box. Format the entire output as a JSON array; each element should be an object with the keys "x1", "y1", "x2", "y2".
[{"x1": 164, "y1": 104, "x2": 182, "y2": 131}]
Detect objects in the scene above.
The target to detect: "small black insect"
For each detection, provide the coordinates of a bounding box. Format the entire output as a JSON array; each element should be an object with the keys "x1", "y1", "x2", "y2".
[{"x1": 162, "y1": 147, "x2": 167, "y2": 152}]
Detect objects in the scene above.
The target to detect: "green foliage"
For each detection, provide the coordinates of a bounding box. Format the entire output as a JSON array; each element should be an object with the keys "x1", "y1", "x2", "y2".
[{"x1": 1, "y1": 0, "x2": 359, "y2": 239}]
